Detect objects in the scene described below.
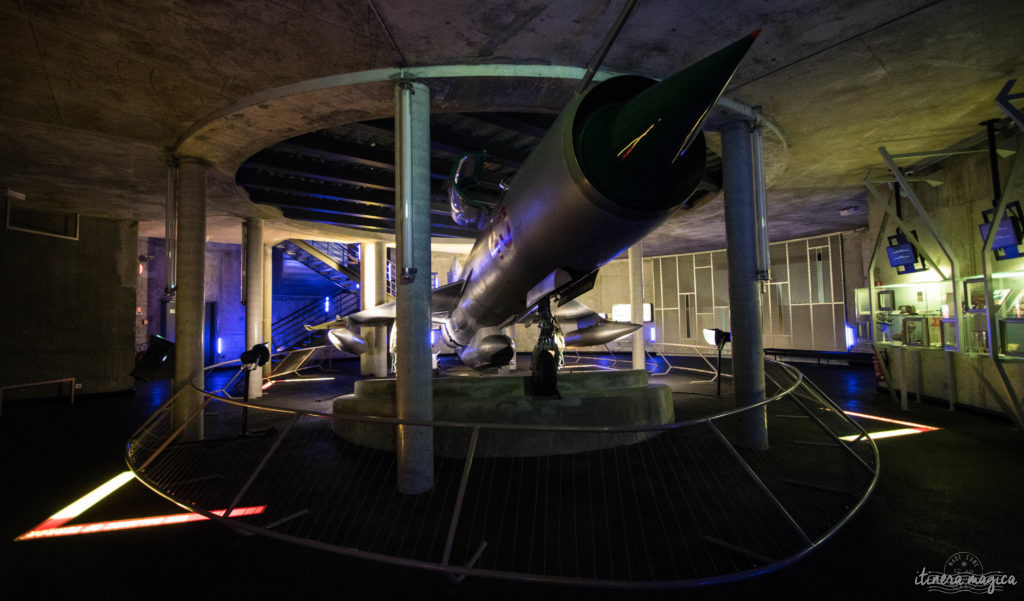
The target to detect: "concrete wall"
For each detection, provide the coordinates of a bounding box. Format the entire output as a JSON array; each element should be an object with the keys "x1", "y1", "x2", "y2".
[
  {"x1": 432, "y1": 251, "x2": 467, "y2": 285},
  {"x1": 866, "y1": 129, "x2": 1024, "y2": 416},
  {"x1": 868, "y1": 136, "x2": 1024, "y2": 285},
  {"x1": 141, "y1": 238, "x2": 246, "y2": 366},
  {"x1": 1, "y1": 212, "x2": 137, "y2": 399},
  {"x1": 205, "y1": 241, "x2": 245, "y2": 364}
]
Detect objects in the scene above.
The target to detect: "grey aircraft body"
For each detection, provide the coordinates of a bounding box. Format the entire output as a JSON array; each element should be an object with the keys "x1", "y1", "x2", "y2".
[{"x1": 308, "y1": 32, "x2": 759, "y2": 371}]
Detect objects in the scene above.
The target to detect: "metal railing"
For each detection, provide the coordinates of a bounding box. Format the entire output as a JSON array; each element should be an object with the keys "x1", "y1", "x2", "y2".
[
  {"x1": 0, "y1": 377, "x2": 76, "y2": 416},
  {"x1": 126, "y1": 359, "x2": 878, "y2": 589},
  {"x1": 271, "y1": 291, "x2": 359, "y2": 351},
  {"x1": 563, "y1": 343, "x2": 726, "y2": 381},
  {"x1": 304, "y1": 240, "x2": 360, "y2": 270}
]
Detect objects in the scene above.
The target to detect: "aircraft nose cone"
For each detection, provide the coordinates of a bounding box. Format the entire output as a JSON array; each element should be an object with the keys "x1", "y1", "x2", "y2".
[
  {"x1": 610, "y1": 31, "x2": 759, "y2": 167},
  {"x1": 576, "y1": 31, "x2": 759, "y2": 206}
]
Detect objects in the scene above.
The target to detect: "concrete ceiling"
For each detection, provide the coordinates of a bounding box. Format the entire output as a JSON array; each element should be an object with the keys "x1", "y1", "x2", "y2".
[{"x1": 1, "y1": 0, "x2": 1022, "y2": 253}]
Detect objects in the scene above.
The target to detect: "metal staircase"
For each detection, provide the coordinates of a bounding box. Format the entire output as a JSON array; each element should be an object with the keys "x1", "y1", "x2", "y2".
[
  {"x1": 277, "y1": 240, "x2": 361, "y2": 289},
  {"x1": 271, "y1": 239, "x2": 404, "y2": 350},
  {"x1": 272, "y1": 240, "x2": 362, "y2": 351},
  {"x1": 271, "y1": 290, "x2": 360, "y2": 351}
]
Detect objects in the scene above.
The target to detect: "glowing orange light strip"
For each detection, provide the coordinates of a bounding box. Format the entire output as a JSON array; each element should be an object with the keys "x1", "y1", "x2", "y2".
[
  {"x1": 17, "y1": 506, "x2": 266, "y2": 541},
  {"x1": 843, "y1": 410, "x2": 940, "y2": 431},
  {"x1": 22, "y1": 471, "x2": 138, "y2": 534},
  {"x1": 840, "y1": 428, "x2": 930, "y2": 441}
]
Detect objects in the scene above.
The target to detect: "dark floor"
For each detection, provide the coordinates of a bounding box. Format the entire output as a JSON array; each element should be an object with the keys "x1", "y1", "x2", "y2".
[{"x1": 1, "y1": 357, "x2": 1022, "y2": 600}]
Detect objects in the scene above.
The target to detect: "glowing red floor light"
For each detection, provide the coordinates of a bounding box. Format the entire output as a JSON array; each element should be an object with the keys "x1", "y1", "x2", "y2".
[{"x1": 17, "y1": 506, "x2": 266, "y2": 541}]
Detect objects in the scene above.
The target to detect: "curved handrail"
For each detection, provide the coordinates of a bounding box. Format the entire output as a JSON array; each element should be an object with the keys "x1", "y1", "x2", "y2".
[
  {"x1": 159, "y1": 350, "x2": 807, "y2": 434},
  {"x1": 126, "y1": 357, "x2": 879, "y2": 590},
  {"x1": 186, "y1": 365, "x2": 804, "y2": 433}
]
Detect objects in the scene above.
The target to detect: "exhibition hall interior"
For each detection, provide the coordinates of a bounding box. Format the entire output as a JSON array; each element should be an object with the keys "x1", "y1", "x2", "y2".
[{"x1": 2, "y1": 1, "x2": 1023, "y2": 598}]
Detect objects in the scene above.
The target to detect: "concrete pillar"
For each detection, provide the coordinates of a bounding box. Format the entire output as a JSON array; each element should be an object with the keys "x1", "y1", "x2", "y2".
[
  {"x1": 628, "y1": 242, "x2": 645, "y2": 370},
  {"x1": 394, "y1": 80, "x2": 433, "y2": 494},
  {"x1": 172, "y1": 157, "x2": 206, "y2": 441},
  {"x1": 721, "y1": 120, "x2": 768, "y2": 450},
  {"x1": 262, "y1": 244, "x2": 273, "y2": 379},
  {"x1": 244, "y1": 218, "x2": 264, "y2": 399},
  {"x1": 360, "y1": 241, "x2": 388, "y2": 377}
]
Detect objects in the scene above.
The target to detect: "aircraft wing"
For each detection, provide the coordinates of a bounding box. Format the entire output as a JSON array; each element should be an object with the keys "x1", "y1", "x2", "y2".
[
  {"x1": 345, "y1": 302, "x2": 397, "y2": 326},
  {"x1": 312, "y1": 280, "x2": 465, "y2": 328}
]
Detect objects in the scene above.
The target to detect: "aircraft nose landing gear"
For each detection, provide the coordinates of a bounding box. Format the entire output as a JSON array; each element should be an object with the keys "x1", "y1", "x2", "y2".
[{"x1": 531, "y1": 297, "x2": 564, "y2": 397}]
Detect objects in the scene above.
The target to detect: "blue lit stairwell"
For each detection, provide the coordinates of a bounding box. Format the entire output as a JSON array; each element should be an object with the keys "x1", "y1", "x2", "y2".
[{"x1": 271, "y1": 240, "x2": 361, "y2": 350}]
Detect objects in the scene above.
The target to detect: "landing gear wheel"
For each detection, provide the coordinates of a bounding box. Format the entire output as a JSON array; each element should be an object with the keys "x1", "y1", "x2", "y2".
[{"x1": 531, "y1": 350, "x2": 559, "y2": 397}]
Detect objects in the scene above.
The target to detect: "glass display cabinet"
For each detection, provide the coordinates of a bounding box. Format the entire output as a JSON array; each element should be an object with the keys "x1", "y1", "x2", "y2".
[
  {"x1": 877, "y1": 290, "x2": 895, "y2": 311},
  {"x1": 963, "y1": 312, "x2": 990, "y2": 353},
  {"x1": 872, "y1": 280, "x2": 953, "y2": 349},
  {"x1": 1002, "y1": 318, "x2": 1024, "y2": 356},
  {"x1": 903, "y1": 316, "x2": 929, "y2": 346},
  {"x1": 960, "y1": 271, "x2": 1024, "y2": 356},
  {"x1": 941, "y1": 318, "x2": 958, "y2": 350}
]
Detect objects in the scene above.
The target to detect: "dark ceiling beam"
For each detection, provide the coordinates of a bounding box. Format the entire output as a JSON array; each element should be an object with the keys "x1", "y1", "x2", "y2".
[
  {"x1": 278, "y1": 133, "x2": 461, "y2": 182},
  {"x1": 275, "y1": 206, "x2": 478, "y2": 238},
  {"x1": 272, "y1": 133, "x2": 505, "y2": 190},
  {"x1": 278, "y1": 133, "x2": 397, "y2": 170},
  {"x1": 241, "y1": 151, "x2": 395, "y2": 191},
  {"x1": 238, "y1": 172, "x2": 395, "y2": 206},
  {"x1": 238, "y1": 159, "x2": 461, "y2": 199},
  {"x1": 242, "y1": 184, "x2": 452, "y2": 218},
  {"x1": 463, "y1": 112, "x2": 555, "y2": 139},
  {"x1": 278, "y1": 208, "x2": 395, "y2": 233},
  {"x1": 354, "y1": 119, "x2": 530, "y2": 168},
  {"x1": 248, "y1": 189, "x2": 395, "y2": 223}
]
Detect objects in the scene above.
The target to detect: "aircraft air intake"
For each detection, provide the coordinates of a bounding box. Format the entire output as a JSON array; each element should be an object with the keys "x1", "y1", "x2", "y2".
[
  {"x1": 574, "y1": 31, "x2": 759, "y2": 211},
  {"x1": 457, "y1": 328, "x2": 515, "y2": 369}
]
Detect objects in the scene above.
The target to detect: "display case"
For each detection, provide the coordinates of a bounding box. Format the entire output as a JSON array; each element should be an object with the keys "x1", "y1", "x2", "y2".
[
  {"x1": 903, "y1": 316, "x2": 929, "y2": 346},
  {"x1": 877, "y1": 290, "x2": 895, "y2": 311},
  {"x1": 941, "y1": 318, "x2": 957, "y2": 350},
  {"x1": 963, "y1": 277, "x2": 987, "y2": 313},
  {"x1": 958, "y1": 271, "x2": 1024, "y2": 355},
  {"x1": 963, "y1": 312, "x2": 990, "y2": 353},
  {"x1": 872, "y1": 280, "x2": 953, "y2": 347},
  {"x1": 964, "y1": 274, "x2": 1022, "y2": 315},
  {"x1": 928, "y1": 316, "x2": 942, "y2": 347},
  {"x1": 1000, "y1": 318, "x2": 1024, "y2": 356}
]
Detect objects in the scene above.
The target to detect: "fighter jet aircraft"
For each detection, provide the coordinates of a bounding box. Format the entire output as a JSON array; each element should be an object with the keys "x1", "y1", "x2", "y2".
[{"x1": 307, "y1": 32, "x2": 759, "y2": 386}]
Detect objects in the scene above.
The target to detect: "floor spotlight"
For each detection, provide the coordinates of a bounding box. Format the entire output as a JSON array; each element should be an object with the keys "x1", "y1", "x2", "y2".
[
  {"x1": 703, "y1": 328, "x2": 731, "y2": 398},
  {"x1": 240, "y1": 344, "x2": 270, "y2": 434}
]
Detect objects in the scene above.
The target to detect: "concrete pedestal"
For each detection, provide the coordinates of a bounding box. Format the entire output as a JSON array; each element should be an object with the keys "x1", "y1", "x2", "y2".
[{"x1": 331, "y1": 370, "x2": 674, "y2": 458}]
